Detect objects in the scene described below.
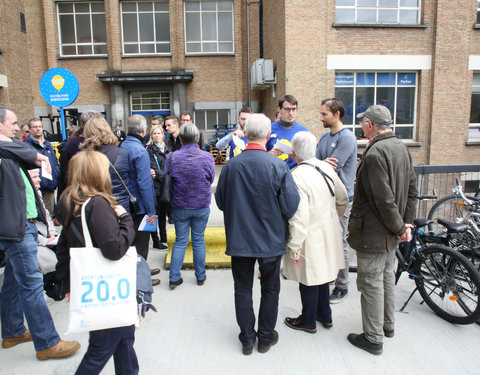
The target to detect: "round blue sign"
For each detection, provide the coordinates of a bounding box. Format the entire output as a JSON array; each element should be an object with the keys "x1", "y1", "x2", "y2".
[{"x1": 39, "y1": 68, "x2": 79, "y2": 107}]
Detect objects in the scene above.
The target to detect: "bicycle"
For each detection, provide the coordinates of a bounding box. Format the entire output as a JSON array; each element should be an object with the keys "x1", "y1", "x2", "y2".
[
  {"x1": 395, "y1": 218, "x2": 480, "y2": 325},
  {"x1": 427, "y1": 178, "x2": 480, "y2": 242}
]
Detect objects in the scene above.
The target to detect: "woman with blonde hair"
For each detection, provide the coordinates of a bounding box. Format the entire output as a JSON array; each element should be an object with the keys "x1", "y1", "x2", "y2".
[
  {"x1": 80, "y1": 116, "x2": 131, "y2": 212},
  {"x1": 146, "y1": 124, "x2": 168, "y2": 249},
  {"x1": 56, "y1": 150, "x2": 138, "y2": 374}
]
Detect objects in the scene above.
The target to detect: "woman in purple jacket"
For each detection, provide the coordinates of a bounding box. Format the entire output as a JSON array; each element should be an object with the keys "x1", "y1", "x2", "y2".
[{"x1": 166, "y1": 122, "x2": 215, "y2": 289}]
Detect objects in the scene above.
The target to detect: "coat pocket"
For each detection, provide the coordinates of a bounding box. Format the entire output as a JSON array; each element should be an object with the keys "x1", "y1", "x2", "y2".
[{"x1": 348, "y1": 213, "x2": 363, "y2": 237}]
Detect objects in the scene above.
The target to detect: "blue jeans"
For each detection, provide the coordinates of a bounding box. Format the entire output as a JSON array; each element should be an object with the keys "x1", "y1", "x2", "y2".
[
  {"x1": 0, "y1": 221, "x2": 60, "y2": 351},
  {"x1": 170, "y1": 207, "x2": 210, "y2": 282},
  {"x1": 75, "y1": 325, "x2": 138, "y2": 375}
]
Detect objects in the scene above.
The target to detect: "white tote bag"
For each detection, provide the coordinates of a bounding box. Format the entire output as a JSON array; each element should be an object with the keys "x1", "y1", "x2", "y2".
[{"x1": 66, "y1": 198, "x2": 138, "y2": 334}]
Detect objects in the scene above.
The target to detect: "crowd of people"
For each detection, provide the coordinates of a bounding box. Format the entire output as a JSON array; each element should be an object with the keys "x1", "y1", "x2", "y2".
[{"x1": 0, "y1": 93, "x2": 417, "y2": 372}]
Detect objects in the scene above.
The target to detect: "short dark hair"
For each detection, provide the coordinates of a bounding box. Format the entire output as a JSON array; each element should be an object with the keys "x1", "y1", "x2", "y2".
[
  {"x1": 180, "y1": 112, "x2": 192, "y2": 120},
  {"x1": 321, "y1": 98, "x2": 345, "y2": 120},
  {"x1": 28, "y1": 118, "x2": 41, "y2": 128},
  {"x1": 278, "y1": 94, "x2": 298, "y2": 109},
  {"x1": 238, "y1": 106, "x2": 253, "y2": 116},
  {"x1": 165, "y1": 115, "x2": 179, "y2": 125},
  {"x1": 151, "y1": 115, "x2": 164, "y2": 124}
]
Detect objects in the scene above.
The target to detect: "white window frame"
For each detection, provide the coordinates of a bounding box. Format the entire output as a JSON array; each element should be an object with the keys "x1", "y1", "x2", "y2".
[
  {"x1": 477, "y1": 0, "x2": 480, "y2": 24},
  {"x1": 470, "y1": 72, "x2": 480, "y2": 139},
  {"x1": 130, "y1": 91, "x2": 171, "y2": 112},
  {"x1": 335, "y1": 0, "x2": 421, "y2": 25},
  {"x1": 194, "y1": 109, "x2": 230, "y2": 130},
  {"x1": 184, "y1": 1, "x2": 234, "y2": 55},
  {"x1": 120, "y1": 1, "x2": 171, "y2": 56},
  {"x1": 57, "y1": 1, "x2": 107, "y2": 57},
  {"x1": 334, "y1": 71, "x2": 418, "y2": 140}
]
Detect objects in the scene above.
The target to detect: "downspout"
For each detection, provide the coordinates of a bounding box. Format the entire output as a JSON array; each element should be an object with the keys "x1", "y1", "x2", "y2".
[{"x1": 247, "y1": 0, "x2": 261, "y2": 107}]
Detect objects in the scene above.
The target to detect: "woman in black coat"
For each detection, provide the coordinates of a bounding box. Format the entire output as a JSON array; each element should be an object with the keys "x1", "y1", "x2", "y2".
[{"x1": 146, "y1": 125, "x2": 168, "y2": 249}]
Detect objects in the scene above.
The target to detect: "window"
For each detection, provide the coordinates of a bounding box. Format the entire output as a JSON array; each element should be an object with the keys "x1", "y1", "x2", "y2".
[
  {"x1": 470, "y1": 73, "x2": 480, "y2": 139},
  {"x1": 57, "y1": 2, "x2": 106, "y2": 56},
  {"x1": 335, "y1": 72, "x2": 417, "y2": 139},
  {"x1": 477, "y1": 0, "x2": 480, "y2": 24},
  {"x1": 184, "y1": 1, "x2": 234, "y2": 54},
  {"x1": 335, "y1": 0, "x2": 420, "y2": 24},
  {"x1": 121, "y1": 1, "x2": 171, "y2": 55},
  {"x1": 130, "y1": 91, "x2": 170, "y2": 112},
  {"x1": 19, "y1": 12, "x2": 26, "y2": 33},
  {"x1": 194, "y1": 109, "x2": 230, "y2": 130}
]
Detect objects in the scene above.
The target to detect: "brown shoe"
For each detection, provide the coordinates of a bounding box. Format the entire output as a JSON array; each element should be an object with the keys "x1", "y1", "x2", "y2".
[
  {"x1": 36, "y1": 340, "x2": 80, "y2": 360},
  {"x1": 2, "y1": 330, "x2": 32, "y2": 348},
  {"x1": 150, "y1": 268, "x2": 160, "y2": 276},
  {"x1": 151, "y1": 278, "x2": 160, "y2": 287}
]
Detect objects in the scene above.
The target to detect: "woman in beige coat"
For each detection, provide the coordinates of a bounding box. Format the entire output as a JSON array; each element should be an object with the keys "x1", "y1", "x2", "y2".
[{"x1": 283, "y1": 131, "x2": 348, "y2": 334}]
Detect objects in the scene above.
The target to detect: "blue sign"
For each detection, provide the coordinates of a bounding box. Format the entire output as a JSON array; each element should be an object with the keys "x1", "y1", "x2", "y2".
[
  {"x1": 335, "y1": 73, "x2": 354, "y2": 86},
  {"x1": 39, "y1": 68, "x2": 79, "y2": 107}
]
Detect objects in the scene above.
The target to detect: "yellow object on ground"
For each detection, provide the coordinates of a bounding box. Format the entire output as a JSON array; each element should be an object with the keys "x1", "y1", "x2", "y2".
[{"x1": 165, "y1": 227, "x2": 231, "y2": 269}]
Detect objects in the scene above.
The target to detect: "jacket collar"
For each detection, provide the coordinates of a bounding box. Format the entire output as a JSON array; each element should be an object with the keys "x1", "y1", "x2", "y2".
[
  {"x1": 126, "y1": 133, "x2": 144, "y2": 143},
  {"x1": 364, "y1": 131, "x2": 396, "y2": 154}
]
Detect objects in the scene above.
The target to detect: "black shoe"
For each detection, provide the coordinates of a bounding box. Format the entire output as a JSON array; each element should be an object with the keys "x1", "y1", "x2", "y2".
[
  {"x1": 347, "y1": 333, "x2": 383, "y2": 355},
  {"x1": 284, "y1": 317, "x2": 317, "y2": 334},
  {"x1": 258, "y1": 330, "x2": 278, "y2": 353},
  {"x1": 156, "y1": 243, "x2": 168, "y2": 250},
  {"x1": 242, "y1": 345, "x2": 253, "y2": 355},
  {"x1": 168, "y1": 217, "x2": 174, "y2": 224},
  {"x1": 384, "y1": 328, "x2": 394, "y2": 338},
  {"x1": 152, "y1": 242, "x2": 162, "y2": 249},
  {"x1": 169, "y1": 278, "x2": 183, "y2": 290},
  {"x1": 197, "y1": 276, "x2": 206, "y2": 286},
  {"x1": 316, "y1": 317, "x2": 333, "y2": 329}
]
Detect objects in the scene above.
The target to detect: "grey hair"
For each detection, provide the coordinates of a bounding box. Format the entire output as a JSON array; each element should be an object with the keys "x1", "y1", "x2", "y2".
[
  {"x1": 179, "y1": 122, "x2": 200, "y2": 144},
  {"x1": 128, "y1": 114, "x2": 147, "y2": 135},
  {"x1": 79, "y1": 110, "x2": 102, "y2": 128},
  {"x1": 292, "y1": 131, "x2": 316, "y2": 161},
  {"x1": 244, "y1": 113, "x2": 271, "y2": 141},
  {"x1": 0, "y1": 107, "x2": 7, "y2": 123},
  {"x1": 152, "y1": 115, "x2": 164, "y2": 125},
  {"x1": 370, "y1": 120, "x2": 390, "y2": 131}
]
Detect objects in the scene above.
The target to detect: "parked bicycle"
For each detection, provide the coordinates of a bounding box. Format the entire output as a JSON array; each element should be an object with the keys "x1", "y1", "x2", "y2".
[
  {"x1": 395, "y1": 217, "x2": 480, "y2": 325},
  {"x1": 427, "y1": 178, "x2": 480, "y2": 242}
]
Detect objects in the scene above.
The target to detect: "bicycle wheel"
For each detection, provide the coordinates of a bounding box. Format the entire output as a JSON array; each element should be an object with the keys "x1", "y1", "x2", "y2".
[
  {"x1": 427, "y1": 195, "x2": 473, "y2": 234},
  {"x1": 459, "y1": 248, "x2": 480, "y2": 274},
  {"x1": 414, "y1": 244, "x2": 480, "y2": 324}
]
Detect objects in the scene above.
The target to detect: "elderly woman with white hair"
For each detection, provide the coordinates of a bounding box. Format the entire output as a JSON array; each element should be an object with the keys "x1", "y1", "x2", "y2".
[{"x1": 283, "y1": 131, "x2": 349, "y2": 334}]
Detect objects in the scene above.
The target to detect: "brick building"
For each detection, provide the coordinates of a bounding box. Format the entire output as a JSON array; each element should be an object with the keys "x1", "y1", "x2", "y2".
[{"x1": 0, "y1": 0, "x2": 479, "y2": 165}]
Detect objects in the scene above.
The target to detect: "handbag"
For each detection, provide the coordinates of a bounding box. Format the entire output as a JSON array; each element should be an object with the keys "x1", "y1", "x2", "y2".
[
  {"x1": 66, "y1": 198, "x2": 138, "y2": 334},
  {"x1": 109, "y1": 161, "x2": 141, "y2": 215},
  {"x1": 160, "y1": 154, "x2": 173, "y2": 203}
]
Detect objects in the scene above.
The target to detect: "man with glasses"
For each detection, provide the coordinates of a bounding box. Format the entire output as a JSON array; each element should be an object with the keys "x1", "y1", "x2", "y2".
[
  {"x1": 266, "y1": 94, "x2": 308, "y2": 169},
  {"x1": 347, "y1": 105, "x2": 417, "y2": 355}
]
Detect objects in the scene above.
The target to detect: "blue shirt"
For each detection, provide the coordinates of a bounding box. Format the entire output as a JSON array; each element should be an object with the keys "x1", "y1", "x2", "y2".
[
  {"x1": 316, "y1": 128, "x2": 357, "y2": 201},
  {"x1": 266, "y1": 121, "x2": 308, "y2": 169}
]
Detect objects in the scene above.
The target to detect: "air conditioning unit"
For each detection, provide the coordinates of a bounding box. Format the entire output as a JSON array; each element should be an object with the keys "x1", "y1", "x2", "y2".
[{"x1": 250, "y1": 59, "x2": 277, "y2": 90}]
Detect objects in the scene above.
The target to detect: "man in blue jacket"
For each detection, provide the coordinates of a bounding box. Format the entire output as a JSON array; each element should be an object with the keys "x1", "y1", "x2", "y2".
[
  {"x1": 215, "y1": 113, "x2": 300, "y2": 355},
  {"x1": 23, "y1": 118, "x2": 60, "y2": 214},
  {"x1": 0, "y1": 107, "x2": 80, "y2": 360},
  {"x1": 121, "y1": 114, "x2": 160, "y2": 285}
]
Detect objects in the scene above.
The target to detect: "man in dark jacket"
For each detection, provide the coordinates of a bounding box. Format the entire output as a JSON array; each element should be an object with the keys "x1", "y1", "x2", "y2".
[
  {"x1": 23, "y1": 118, "x2": 60, "y2": 214},
  {"x1": 215, "y1": 113, "x2": 300, "y2": 355},
  {"x1": 347, "y1": 105, "x2": 417, "y2": 355},
  {"x1": 0, "y1": 107, "x2": 80, "y2": 360}
]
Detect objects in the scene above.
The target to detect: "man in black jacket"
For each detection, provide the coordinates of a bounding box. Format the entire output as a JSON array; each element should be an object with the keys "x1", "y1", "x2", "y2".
[
  {"x1": 215, "y1": 114, "x2": 300, "y2": 355},
  {"x1": 0, "y1": 107, "x2": 80, "y2": 360}
]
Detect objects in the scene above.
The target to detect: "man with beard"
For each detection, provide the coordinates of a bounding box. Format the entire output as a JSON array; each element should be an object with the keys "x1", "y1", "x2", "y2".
[{"x1": 315, "y1": 98, "x2": 357, "y2": 304}]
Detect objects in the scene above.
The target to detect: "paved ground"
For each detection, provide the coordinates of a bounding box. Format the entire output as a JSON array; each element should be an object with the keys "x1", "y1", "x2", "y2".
[{"x1": 2, "y1": 164, "x2": 480, "y2": 374}]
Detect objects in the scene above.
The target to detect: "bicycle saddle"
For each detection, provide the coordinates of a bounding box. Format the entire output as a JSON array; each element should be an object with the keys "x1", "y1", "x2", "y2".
[
  {"x1": 436, "y1": 218, "x2": 468, "y2": 233},
  {"x1": 413, "y1": 218, "x2": 433, "y2": 228}
]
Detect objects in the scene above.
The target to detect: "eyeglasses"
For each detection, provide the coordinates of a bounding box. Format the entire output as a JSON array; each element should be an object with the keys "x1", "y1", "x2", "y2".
[{"x1": 282, "y1": 107, "x2": 297, "y2": 112}]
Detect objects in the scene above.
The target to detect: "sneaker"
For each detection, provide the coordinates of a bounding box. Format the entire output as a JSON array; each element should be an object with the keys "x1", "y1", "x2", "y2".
[
  {"x1": 36, "y1": 340, "x2": 81, "y2": 360},
  {"x1": 330, "y1": 287, "x2": 348, "y2": 304},
  {"x1": 153, "y1": 242, "x2": 168, "y2": 250},
  {"x1": 2, "y1": 330, "x2": 32, "y2": 348},
  {"x1": 169, "y1": 278, "x2": 183, "y2": 290},
  {"x1": 347, "y1": 333, "x2": 383, "y2": 355},
  {"x1": 258, "y1": 330, "x2": 279, "y2": 354}
]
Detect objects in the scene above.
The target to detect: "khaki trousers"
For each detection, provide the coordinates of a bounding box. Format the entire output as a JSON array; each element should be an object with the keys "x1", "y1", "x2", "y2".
[{"x1": 356, "y1": 249, "x2": 396, "y2": 344}]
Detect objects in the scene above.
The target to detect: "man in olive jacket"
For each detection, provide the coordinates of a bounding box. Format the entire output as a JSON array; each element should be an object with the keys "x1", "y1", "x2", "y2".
[{"x1": 347, "y1": 105, "x2": 417, "y2": 355}]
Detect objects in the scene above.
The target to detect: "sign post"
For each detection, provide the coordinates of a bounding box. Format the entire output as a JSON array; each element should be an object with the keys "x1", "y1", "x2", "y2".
[{"x1": 39, "y1": 68, "x2": 79, "y2": 140}]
